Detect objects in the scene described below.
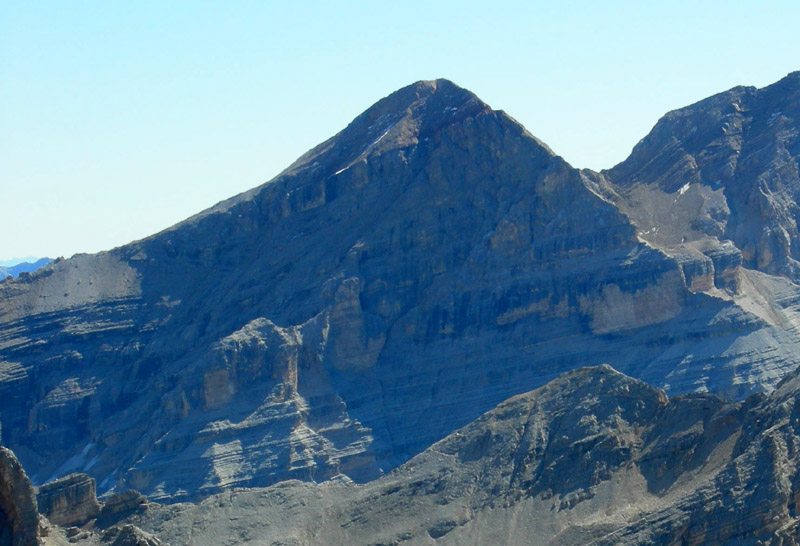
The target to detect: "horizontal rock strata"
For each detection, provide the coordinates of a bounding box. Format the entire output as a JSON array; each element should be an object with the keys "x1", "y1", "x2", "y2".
[
  {"x1": 1, "y1": 74, "x2": 800, "y2": 502},
  {"x1": 36, "y1": 474, "x2": 100, "y2": 527}
]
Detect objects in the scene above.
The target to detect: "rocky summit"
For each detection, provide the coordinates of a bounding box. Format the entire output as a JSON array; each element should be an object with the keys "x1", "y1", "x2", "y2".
[{"x1": 2, "y1": 73, "x2": 800, "y2": 518}]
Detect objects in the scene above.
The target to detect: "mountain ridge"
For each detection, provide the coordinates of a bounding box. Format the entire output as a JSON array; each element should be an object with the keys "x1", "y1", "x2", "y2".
[
  {"x1": 3, "y1": 74, "x2": 800, "y2": 505},
  {"x1": 9, "y1": 362, "x2": 800, "y2": 545},
  {"x1": 122, "y1": 362, "x2": 800, "y2": 544},
  {"x1": 606, "y1": 71, "x2": 800, "y2": 278}
]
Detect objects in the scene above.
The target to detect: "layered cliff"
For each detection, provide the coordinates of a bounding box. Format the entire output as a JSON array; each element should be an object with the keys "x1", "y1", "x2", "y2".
[
  {"x1": 2, "y1": 75, "x2": 800, "y2": 502},
  {"x1": 117, "y1": 364, "x2": 800, "y2": 545}
]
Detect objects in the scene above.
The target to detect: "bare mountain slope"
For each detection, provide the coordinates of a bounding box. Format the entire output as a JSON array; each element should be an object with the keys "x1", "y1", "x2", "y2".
[
  {"x1": 107, "y1": 364, "x2": 800, "y2": 544},
  {"x1": 10, "y1": 364, "x2": 800, "y2": 545},
  {"x1": 606, "y1": 72, "x2": 800, "y2": 277},
  {"x1": 3, "y1": 76, "x2": 800, "y2": 502}
]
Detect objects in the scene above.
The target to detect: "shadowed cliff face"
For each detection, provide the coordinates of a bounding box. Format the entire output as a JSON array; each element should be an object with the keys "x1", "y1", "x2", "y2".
[{"x1": 3, "y1": 76, "x2": 800, "y2": 501}]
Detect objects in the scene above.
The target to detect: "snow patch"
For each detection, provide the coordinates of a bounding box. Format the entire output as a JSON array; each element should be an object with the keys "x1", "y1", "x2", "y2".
[
  {"x1": 371, "y1": 124, "x2": 394, "y2": 147},
  {"x1": 84, "y1": 456, "x2": 100, "y2": 471},
  {"x1": 46, "y1": 442, "x2": 97, "y2": 482},
  {"x1": 99, "y1": 473, "x2": 117, "y2": 493},
  {"x1": 367, "y1": 113, "x2": 395, "y2": 131}
]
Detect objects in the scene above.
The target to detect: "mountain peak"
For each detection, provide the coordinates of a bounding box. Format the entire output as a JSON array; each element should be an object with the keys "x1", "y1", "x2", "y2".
[
  {"x1": 9, "y1": 72, "x2": 800, "y2": 512},
  {"x1": 606, "y1": 71, "x2": 800, "y2": 277},
  {"x1": 161, "y1": 78, "x2": 544, "y2": 236},
  {"x1": 348, "y1": 77, "x2": 490, "y2": 143},
  {"x1": 363, "y1": 78, "x2": 487, "y2": 122},
  {"x1": 282, "y1": 79, "x2": 491, "y2": 177}
]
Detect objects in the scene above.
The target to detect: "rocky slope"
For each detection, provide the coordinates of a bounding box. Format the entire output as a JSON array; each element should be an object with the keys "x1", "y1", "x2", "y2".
[
  {"x1": 2, "y1": 74, "x2": 800, "y2": 502},
  {"x1": 31, "y1": 364, "x2": 800, "y2": 545},
  {"x1": 607, "y1": 73, "x2": 800, "y2": 278}
]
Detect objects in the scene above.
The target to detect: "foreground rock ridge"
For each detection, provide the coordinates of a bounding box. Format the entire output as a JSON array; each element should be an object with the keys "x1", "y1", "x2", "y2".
[
  {"x1": 2, "y1": 74, "x2": 800, "y2": 505},
  {"x1": 128, "y1": 364, "x2": 800, "y2": 545},
  {"x1": 8, "y1": 364, "x2": 800, "y2": 544}
]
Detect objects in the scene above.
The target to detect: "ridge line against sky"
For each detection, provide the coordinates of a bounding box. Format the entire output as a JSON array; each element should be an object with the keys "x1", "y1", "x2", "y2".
[{"x1": 2, "y1": 1, "x2": 799, "y2": 261}]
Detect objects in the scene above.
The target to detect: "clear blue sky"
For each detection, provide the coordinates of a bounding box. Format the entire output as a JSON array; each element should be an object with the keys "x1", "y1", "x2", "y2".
[{"x1": 2, "y1": 1, "x2": 799, "y2": 261}]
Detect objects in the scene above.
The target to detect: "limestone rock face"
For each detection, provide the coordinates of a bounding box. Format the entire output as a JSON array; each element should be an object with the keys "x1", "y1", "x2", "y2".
[
  {"x1": 608, "y1": 72, "x2": 800, "y2": 277},
  {"x1": 14, "y1": 364, "x2": 800, "y2": 544},
  {"x1": 0, "y1": 447, "x2": 41, "y2": 546},
  {"x1": 0, "y1": 444, "x2": 167, "y2": 546},
  {"x1": 3, "y1": 75, "x2": 800, "y2": 502},
  {"x1": 36, "y1": 474, "x2": 100, "y2": 527}
]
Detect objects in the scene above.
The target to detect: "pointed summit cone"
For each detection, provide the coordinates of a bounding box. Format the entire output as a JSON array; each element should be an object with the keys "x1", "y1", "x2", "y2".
[{"x1": 283, "y1": 79, "x2": 494, "y2": 176}]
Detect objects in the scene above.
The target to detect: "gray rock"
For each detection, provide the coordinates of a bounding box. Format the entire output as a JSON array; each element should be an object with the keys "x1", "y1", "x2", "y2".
[
  {"x1": 36, "y1": 474, "x2": 100, "y2": 527},
  {"x1": 11, "y1": 363, "x2": 800, "y2": 544},
  {"x1": 0, "y1": 260, "x2": 52, "y2": 280},
  {"x1": 0, "y1": 447, "x2": 42, "y2": 546},
  {"x1": 96, "y1": 492, "x2": 146, "y2": 528},
  {"x1": 608, "y1": 71, "x2": 800, "y2": 278},
  {"x1": 3, "y1": 75, "x2": 800, "y2": 503},
  {"x1": 125, "y1": 364, "x2": 800, "y2": 545},
  {"x1": 100, "y1": 525, "x2": 162, "y2": 546}
]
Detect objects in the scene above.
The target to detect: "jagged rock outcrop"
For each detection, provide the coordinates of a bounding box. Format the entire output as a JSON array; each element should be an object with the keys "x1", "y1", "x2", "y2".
[
  {"x1": 3, "y1": 74, "x2": 800, "y2": 502},
  {"x1": 0, "y1": 446, "x2": 163, "y2": 546},
  {"x1": 0, "y1": 447, "x2": 41, "y2": 546},
  {"x1": 95, "y1": 492, "x2": 146, "y2": 529},
  {"x1": 100, "y1": 525, "x2": 163, "y2": 546},
  {"x1": 36, "y1": 474, "x2": 100, "y2": 527},
  {"x1": 119, "y1": 365, "x2": 800, "y2": 545},
  {"x1": 11, "y1": 363, "x2": 800, "y2": 544}
]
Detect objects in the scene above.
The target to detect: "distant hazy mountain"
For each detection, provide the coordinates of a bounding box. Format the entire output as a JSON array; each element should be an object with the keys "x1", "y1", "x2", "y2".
[
  {"x1": 2, "y1": 73, "x2": 800, "y2": 510},
  {"x1": 0, "y1": 257, "x2": 52, "y2": 278}
]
